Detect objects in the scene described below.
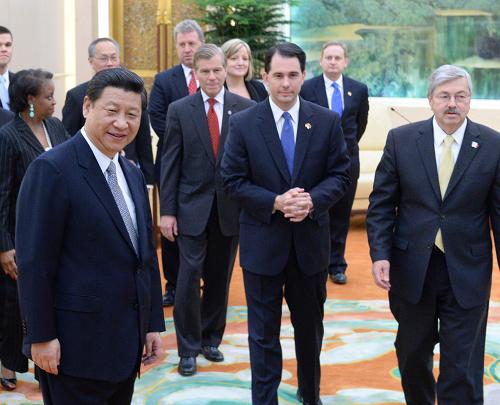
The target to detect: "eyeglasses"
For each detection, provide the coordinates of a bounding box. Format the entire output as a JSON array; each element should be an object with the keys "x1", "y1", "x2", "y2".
[
  {"x1": 93, "y1": 55, "x2": 119, "y2": 63},
  {"x1": 434, "y1": 93, "x2": 470, "y2": 104}
]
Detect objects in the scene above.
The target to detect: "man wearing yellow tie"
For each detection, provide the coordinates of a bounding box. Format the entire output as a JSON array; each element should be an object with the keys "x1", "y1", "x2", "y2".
[{"x1": 366, "y1": 65, "x2": 500, "y2": 405}]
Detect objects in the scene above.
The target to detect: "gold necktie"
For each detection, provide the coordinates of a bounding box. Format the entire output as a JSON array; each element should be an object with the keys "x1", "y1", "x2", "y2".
[{"x1": 435, "y1": 135, "x2": 455, "y2": 252}]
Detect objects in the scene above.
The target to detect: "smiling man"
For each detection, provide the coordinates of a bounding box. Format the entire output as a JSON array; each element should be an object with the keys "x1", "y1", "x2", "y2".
[
  {"x1": 367, "y1": 65, "x2": 500, "y2": 405},
  {"x1": 16, "y1": 68, "x2": 165, "y2": 405},
  {"x1": 221, "y1": 42, "x2": 350, "y2": 405}
]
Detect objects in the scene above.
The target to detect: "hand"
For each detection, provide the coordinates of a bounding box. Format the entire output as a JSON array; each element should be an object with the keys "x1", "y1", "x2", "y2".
[
  {"x1": 32, "y1": 339, "x2": 61, "y2": 375},
  {"x1": 0, "y1": 249, "x2": 17, "y2": 280},
  {"x1": 142, "y1": 332, "x2": 162, "y2": 366},
  {"x1": 160, "y1": 215, "x2": 178, "y2": 242},
  {"x1": 273, "y1": 187, "x2": 306, "y2": 214},
  {"x1": 372, "y1": 260, "x2": 391, "y2": 291},
  {"x1": 283, "y1": 192, "x2": 313, "y2": 222}
]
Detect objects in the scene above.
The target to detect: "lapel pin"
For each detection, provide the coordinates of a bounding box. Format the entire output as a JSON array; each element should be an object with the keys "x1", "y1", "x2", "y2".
[
  {"x1": 471, "y1": 141, "x2": 479, "y2": 149},
  {"x1": 305, "y1": 123, "x2": 312, "y2": 130},
  {"x1": 227, "y1": 110, "x2": 232, "y2": 115},
  {"x1": 347, "y1": 91, "x2": 352, "y2": 97}
]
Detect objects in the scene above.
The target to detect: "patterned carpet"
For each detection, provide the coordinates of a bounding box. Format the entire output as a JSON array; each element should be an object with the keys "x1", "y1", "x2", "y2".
[{"x1": 3, "y1": 217, "x2": 500, "y2": 404}]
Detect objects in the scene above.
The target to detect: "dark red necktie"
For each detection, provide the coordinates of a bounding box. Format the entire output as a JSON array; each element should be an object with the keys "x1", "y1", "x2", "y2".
[
  {"x1": 188, "y1": 70, "x2": 197, "y2": 95},
  {"x1": 207, "y1": 98, "x2": 219, "y2": 158}
]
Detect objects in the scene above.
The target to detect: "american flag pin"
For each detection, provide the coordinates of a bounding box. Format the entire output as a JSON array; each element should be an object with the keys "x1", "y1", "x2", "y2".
[
  {"x1": 347, "y1": 91, "x2": 352, "y2": 96},
  {"x1": 305, "y1": 123, "x2": 312, "y2": 129},
  {"x1": 471, "y1": 141, "x2": 479, "y2": 148},
  {"x1": 228, "y1": 110, "x2": 232, "y2": 115}
]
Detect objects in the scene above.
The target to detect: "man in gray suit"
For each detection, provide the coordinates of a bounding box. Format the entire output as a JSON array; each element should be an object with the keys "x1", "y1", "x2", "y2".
[
  {"x1": 159, "y1": 44, "x2": 254, "y2": 376},
  {"x1": 367, "y1": 65, "x2": 500, "y2": 405}
]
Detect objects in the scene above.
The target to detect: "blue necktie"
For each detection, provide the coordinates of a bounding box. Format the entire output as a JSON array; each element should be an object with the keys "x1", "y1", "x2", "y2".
[
  {"x1": 331, "y1": 82, "x2": 342, "y2": 118},
  {"x1": 281, "y1": 112, "x2": 295, "y2": 176},
  {"x1": 106, "y1": 161, "x2": 139, "y2": 255},
  {"x1": 0, "y1": 76, "x2": 9, "y2": 111}
]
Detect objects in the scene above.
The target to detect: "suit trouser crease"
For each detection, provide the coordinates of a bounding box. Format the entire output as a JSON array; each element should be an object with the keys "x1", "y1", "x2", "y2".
[{"x1": 389, "y1": 250, "x2": 488, "y2": 405}]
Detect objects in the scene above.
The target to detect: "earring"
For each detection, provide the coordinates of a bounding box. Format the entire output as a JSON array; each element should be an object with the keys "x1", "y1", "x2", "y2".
[{"x1": 29, "y1": 103, "x2": 35, "y2": 118}]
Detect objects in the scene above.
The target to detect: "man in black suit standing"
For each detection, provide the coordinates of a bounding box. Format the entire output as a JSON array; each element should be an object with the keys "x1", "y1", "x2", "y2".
[
  {"x1": 16, "y1": 68, "x2": 165, "y2": 405},
  {"x1": 221, "y1": 42, "x2": 350, "y2": 405},
  {"x1": 149, "y1": 19, "x2": 204, "y2": 307},
  {"x1": 160, "y1": 44, "x2": 254, "y2": 377},
  {"x1": 300, "y1": 41, "x2": 369, "y2": 285},
  {"x1": 367, "y1": 65, "x2": 500, "y2": 405},
  {"x1": 0, "y1": 26, "x2": 14, "y2": 111},
  {"x1": 62, "y1": 37, "x2": 154, "y2": 184}
]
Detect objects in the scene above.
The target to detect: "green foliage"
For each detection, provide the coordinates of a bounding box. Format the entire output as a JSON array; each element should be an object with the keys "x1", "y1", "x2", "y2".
[{"x1": 189, "y1": 0, "x2": 294, "y2": 76}]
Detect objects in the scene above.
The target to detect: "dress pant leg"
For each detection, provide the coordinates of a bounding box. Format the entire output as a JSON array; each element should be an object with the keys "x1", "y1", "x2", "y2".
[
  {"x1": 243, "y1": 269, "x2": 285, "y2": 405},
  {"x1": 200, "y1": 202, "x2": 239, "y2": 347},
  {"x1": 328, "y1": 156, "x2": 359, "y2": 275},
  {"x1": 160, "y1": 236, "x2": 180, "y2": 291},
  {"x1": 283, "y1": 249, "x2": 327, "y2": 403},
  {"x1": 174, "y1": 233, "x2": 207, "y2": 357}
]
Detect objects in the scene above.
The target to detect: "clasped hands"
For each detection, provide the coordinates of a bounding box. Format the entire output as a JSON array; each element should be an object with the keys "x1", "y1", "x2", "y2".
[{"x1": 274, "y1": 187, "x2": 313, "y2": 222}]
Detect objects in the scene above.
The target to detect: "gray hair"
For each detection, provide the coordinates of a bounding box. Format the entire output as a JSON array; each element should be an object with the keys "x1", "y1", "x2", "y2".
[
  {"x1": 320, "y1": 41, "x2": 348, "y2": 59},
  {"x1": 88, "y1": 37, "x2": 120, "y2": 58},
  {"x1": 221, "y1": 38, "x2": 254, "y2": 80},
  {"x1": 173, "y1": 19, "x2": 204, "y2": 43},
  {"x1": 193, "y1": 44, "x2": 226, "y2": 69},
  {"x1": 428, "y1": 64, "x2": 472, "y2": 97}
]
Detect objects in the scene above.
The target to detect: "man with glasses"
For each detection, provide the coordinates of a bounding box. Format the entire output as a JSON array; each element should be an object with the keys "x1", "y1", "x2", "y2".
[
  {"x1": 62, "y1": 37, "x2": 154, "y2": 184},
  {"x1": 367, "y1": 64, "x2": 500, "y2": 405}
]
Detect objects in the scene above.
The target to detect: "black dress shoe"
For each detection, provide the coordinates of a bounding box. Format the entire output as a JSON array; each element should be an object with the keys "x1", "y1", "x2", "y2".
[
  {"x1": 201, "y1": 346, "x2": 224, "y2": 362},
  {"x1": 331, "y1": 273, "x2": 347, "y2": 285},
  {"x1": 162, "y1": 288, "x2": 175, "y2": 307},
  {"x1": 296, "y1": 389, "x2": 323, "y2": 405},
  {"x1": 178, "y1": 356, "x2": 196, "y2": 376}
]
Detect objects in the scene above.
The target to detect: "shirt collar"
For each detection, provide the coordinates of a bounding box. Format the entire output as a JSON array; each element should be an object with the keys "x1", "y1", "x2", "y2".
[
  {"x1": 433, "y1": 117, "x2": 467, "y2": 148},
  {"x1": 323, "y1": 73, "x2": 343, "y2": 90},
  {"x1": 181, "y1": 64, "x2": 194, "y2": 80},
  {"x1": 81, "y1": 127, "x2": 119, "y2": 174},
  {"x1": 201, "y1": 87, "x2": 225, "y2": 105},
  {"x1": 268, "y1": 96, "x2": 300, "y2": 125}
]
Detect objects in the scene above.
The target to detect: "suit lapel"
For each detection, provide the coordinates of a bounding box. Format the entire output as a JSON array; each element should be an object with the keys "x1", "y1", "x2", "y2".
[
  {"x1": 258, "y1": 100, "x2": 291, "y2": 183},
  {"x1": 15, "y1": 117, "x2": 45, "y2": 155},
  {"x1": 416, "y1": 120, "x2": 441, "y2": 202},
  {"x1": 173, "y1": 65, "x2": 189, "y2": 98},
  {"x1": 218, "y1": 92, "x2": 238, "y2": 165},
  {"x1": 314, "y1": 76, "x2": 329, "y2": 109},
  {"x1": 190, "y1": 93, "x2": 216, "y2": 166},
  {"x1": 74, "y1": 134, "x2": 138, "y2": 255},
  {"x1": 444, "y1": 119, "x2": 480, "y2": 200},
  {"x1": 342, "y1": 76, "x2": 353, "y2": 120},
  {"x1": 292, "y1": 100, "x2": 314, "y2": 183}
]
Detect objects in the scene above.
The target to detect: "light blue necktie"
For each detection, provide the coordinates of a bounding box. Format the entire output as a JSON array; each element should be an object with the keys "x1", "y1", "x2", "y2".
[
  {"x1": 331, "y1": 82, "x2": 342, "y2": 118},
  {"x1": 281, "y1": 112, "x2": 295, "y2": 176},
  {"x1": 0, "y1": 76, "x2": 10, "y2": 111},
  {"x1": 106, "y1": 161, "x2": 139, "y2": 255}
]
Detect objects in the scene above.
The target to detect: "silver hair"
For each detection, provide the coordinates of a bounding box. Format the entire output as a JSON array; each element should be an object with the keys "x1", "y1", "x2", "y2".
[
  {"x1": 88, "y1": 37, "x2": 120, "y2": 58},
  {"x1": 173, "y1": 19, "x2": 204, "y2": 43},
  {"x1": 428, "y1": 64, "x2": 472, "y2": 97},
  {"x1": 193, "y1": 44, "x2": 226, "y2": 69}
]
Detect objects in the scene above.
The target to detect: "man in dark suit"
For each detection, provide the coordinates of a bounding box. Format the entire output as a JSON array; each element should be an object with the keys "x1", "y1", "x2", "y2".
[
  {"x1": 366, "y1": 65, "x2": 500, "y2": 405},
  {"x1": 16, "y1": 68, "x2": 165, "y2": 405},
  {"x1": 160, "y1": 44, "x2": 254, "y2": 377},
  {"x1": 62, "y1": 37, "x2": 154, "y2": 184},
  {"x1": 0, "y1": 26, "x2": 14, "y2": 111},
  {"x1": 300, "y1": 41, "x2": 369, "y2": 285},
  {"x1": 221, "y1": 43, "x2": 350, "y2": 405},
  {"x1": 149, "y1": 19, "x2": 204, "y2": 307}
]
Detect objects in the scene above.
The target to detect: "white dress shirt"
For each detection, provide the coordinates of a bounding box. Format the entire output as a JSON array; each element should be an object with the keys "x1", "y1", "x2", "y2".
[
  {"x1": 268, "y1": 97, "x2": 300, "y2": 141},
  {"x1": 201, "y1": 87, "x2": 224, "y2": 133},
  {"x1": 182, "y1": 64, "x2": 199, "y2": 89},
  {"x1": 81, "y1": 128, "x2": 138, "y2": 231},
  {"x1": 323, "y1": 74, "x2": 344, "y2": 110},
  {"x1": 433, "y1": 117, "x2": 467, "y2": 168}
]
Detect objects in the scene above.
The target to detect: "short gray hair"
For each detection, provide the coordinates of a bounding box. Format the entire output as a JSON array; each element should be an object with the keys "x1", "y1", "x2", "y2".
[
  {"x1": 173, "y1": 19, "x2": 204, "y2": 43},
  {"x1": 428, "y1": 64, "x2": 472, "y2": 97},
  {"x1": 193, "y1": 44, "x2": 226, "y2": 69},
  {"x1": 88, "y1": 37, "x2": 120, "y2": 58}
]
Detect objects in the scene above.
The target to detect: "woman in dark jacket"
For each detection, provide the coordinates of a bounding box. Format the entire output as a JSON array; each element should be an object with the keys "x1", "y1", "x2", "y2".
[
  {"x1": 0, "y1": 69, "x2": 69, "y2": 390},
  {"x1": 221, "y1": 38, "x2": 268, "y2": 102}
]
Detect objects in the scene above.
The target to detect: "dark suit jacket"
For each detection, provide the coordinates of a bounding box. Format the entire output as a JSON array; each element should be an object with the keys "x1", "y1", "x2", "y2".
[
  {"x1": 0, "y1": 71, "x2": 15, "y2": 110},
  {"x1": 0, "y1": 108, "x2": 14, "y2": 127},
  {"x1": 300, "y1": 74, "x2": 369, "y2": 157},
  {"x1": 366, "y1": 118, "x2": 500, "y2": 309},
  {"x1": 221, "y1": 98, "x2": 351, "y2": 275},
  {"x1": 0, "y1": 116, "x2": 69, "y2": 252},
  {"x1": 224, "y1": 79, "x2": 268, "y2": 102},
  {"x1": 16, "y1": 133, "x2": 165, "y2": 382},
  {"x1": 62, "y1": 81, "x2": 155, "y2": 184},
  {"x1": 160, "y1": 91, "x2": 255, "y2": 236},
  {"x1": 149, "y1": 64, "x2": 190, "y2": 184}
]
